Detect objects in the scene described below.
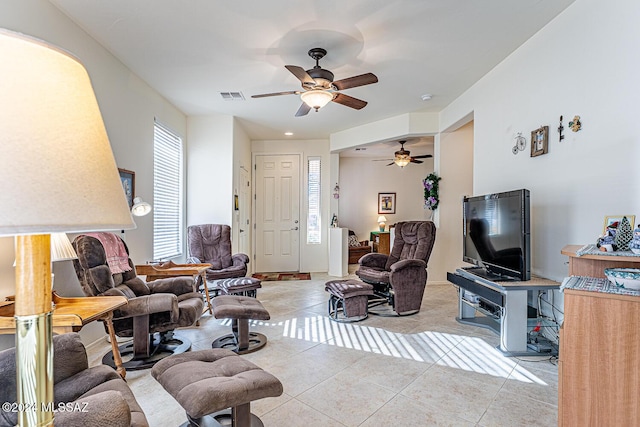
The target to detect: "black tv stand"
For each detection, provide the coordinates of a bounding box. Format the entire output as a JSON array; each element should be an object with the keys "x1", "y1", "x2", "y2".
[{"x1": 447, "y1": 270, "x2": 560, "y2": 356}]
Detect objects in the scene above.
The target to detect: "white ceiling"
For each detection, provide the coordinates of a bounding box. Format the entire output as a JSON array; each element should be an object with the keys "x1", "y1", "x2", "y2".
[{"x1": 51, "y1": 0, "x2": 574, "y2": 150}]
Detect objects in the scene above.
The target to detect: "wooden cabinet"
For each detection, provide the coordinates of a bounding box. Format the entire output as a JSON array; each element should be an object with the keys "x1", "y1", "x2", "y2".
[
  {"x1": 370, "y1": 231, "x2": 390, "y2": 255},
  {"x1": 559, "y1": 246, "x2": 640, "y2": 426},
  {"x1": 559, "y1": 287, "x2": 640, "y2": 426}
]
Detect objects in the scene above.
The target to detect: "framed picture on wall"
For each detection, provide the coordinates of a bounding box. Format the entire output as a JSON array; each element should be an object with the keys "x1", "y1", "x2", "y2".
[
  {"x1": 530, "y1": 126, "x2": 549, "y2": 157},
  {"x1": 118, "y1": 168, "x2": 135, "y2": 208},
  {"x1": 378, "y1": 192, "x2": 396, "y2": 214}
]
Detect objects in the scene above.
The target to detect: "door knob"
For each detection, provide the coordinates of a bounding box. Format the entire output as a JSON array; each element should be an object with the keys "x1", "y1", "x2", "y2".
[
  {"x1": 291, "y1": 227, "x2": 299, "y2": 231},
  {"x1": 240, "y1": 229, "x2": 245, "y2": 233}
]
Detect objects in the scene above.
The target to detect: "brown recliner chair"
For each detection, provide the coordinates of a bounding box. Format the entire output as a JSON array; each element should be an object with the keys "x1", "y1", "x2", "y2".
[
  {"x1": 356, "y1": 221, "x2": 436, "y2": 315},
  {"x1": 187, "y1": 224, "x2": 249, "y2": 281},
  {"x1": 72, "y1": 233, "x2": 204, "y2": 370},
  {"x1": 0, "y1": 333, "x2": 149, "y2": 427}
]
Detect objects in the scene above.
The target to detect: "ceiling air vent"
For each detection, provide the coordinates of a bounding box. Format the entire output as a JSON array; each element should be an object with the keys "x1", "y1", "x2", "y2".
[{"x1": 220, "y1": 92, "x2": 245, "y2": 101}]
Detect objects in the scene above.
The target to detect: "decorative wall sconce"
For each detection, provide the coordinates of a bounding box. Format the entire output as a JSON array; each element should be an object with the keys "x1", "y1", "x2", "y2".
[{"x1": 333, "y1": 183, "x2": 340, "y2": 199}]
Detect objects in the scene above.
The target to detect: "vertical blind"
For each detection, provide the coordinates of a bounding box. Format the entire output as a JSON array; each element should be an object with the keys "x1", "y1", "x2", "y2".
[
  {"x1": 153, "y1": 120, "x2": 183, "y2": 260},
  {"x1": 307, "y1": 157, "x2": 321, "y2": 244}
]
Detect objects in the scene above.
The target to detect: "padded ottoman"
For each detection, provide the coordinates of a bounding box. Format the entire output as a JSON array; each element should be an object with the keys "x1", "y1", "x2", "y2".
[
  {"x1": 212, "y1": 295, "x2": 270, "y2": 354},
  {"x1": 151, "y1": 349, "x2": 283, "y2": 427},
  {"x1": 325, "y1": 279, "x2": 374, "y2": 322}
]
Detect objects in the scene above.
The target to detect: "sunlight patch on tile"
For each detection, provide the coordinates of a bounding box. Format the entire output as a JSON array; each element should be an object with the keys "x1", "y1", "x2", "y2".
[{"x1": 276, "y1": 315, "x2": 547, "y2": 385}]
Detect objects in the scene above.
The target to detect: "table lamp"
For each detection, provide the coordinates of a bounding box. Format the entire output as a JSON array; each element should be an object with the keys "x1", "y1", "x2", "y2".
[
  {"x1": 0, "y1": 29, "x2": 134, "y2": 426},
  {"x1": 378, "y1": 216, "x2": 388, "y2": 232}
]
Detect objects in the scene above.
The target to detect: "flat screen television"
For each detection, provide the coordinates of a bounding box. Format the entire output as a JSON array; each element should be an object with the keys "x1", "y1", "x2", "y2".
[{"x1": 463, "y1": 189, "x2": 530, "y2": 281}]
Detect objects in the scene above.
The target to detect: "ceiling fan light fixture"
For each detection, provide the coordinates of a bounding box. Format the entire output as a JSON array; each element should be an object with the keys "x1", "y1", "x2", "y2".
[
  {"x1": 300, "y1": 89, "x2": 333, "y2": 111},
  {"x1": 394, "y1": 154, "x2": 411, "y2": 168}
]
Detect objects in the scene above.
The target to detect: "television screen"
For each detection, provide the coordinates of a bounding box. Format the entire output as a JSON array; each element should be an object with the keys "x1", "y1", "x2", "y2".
[{"x1": 463, "y1": 189, "x2": 530, "y2": 281}]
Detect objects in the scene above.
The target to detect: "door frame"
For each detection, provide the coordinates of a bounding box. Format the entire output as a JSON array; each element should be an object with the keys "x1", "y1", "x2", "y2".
[{"x1": 252, "y1": 152, "x2": 303, "y2": 272}]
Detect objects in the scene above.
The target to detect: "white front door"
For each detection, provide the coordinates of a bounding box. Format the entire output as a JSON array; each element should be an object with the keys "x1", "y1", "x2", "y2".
[{"x1": 254, "y1": 154, "x2": 300, "y2": 272}]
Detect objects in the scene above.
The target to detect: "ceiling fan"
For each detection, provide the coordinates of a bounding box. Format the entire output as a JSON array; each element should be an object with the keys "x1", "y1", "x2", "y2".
[
  {"x1": 374, "y1": 141, "x2": 433, "y2": 167},
  {"x1": 251, "y1": 47, "x2": 378, "y2": 117}
]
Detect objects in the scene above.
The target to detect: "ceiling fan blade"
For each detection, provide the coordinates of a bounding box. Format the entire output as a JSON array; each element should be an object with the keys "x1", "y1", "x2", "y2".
[
  {"x1": 386, "y1": 162, "x2": 395, "y2": 166},
  {"x1": 332, "y1": 93, "x2": 367, "y2": 110},
  {"x1": 412, "y1": 154, "x2": 433, "y2": 159},
  {"x1": 285, "y1": 65, "x2": 315, "y2": 85},
  {"x1": 372, "y1": 159, "x2": 394, "y2": 161},
  {"x1": 251, "y1": 91, "x2": 300, "y2": 98},
  {"x1": 295, "y1": 103, "x2": 311, "y2": 117},
  {"x1": 333, "y1": 73, "x2": 378, "y2": 90},
  {"x1": 410, "y1": 159, "x2": 424, "y2": 164}
]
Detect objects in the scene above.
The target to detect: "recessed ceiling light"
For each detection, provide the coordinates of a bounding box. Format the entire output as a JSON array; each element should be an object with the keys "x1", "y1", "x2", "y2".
[
  {"x1": 421, "y1": 94, "x2": 432, "y2": 101},
  {"x1": 284, "y1": 132, "x2": 293, "y2": 136}
]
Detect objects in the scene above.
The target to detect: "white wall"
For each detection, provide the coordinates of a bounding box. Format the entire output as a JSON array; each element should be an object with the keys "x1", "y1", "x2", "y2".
[
  {"x1": 428, "y1": 122, "x2": 474, "y2": 283},
  {"x1": 0, "y1": 0, "x2": 187, "y2": 347},
  {"x1": 440, "y1": 0, "x2": 640, "y2": 282},
  {"x1": 339, "y1": 157, "x2": 434, "y2": 243},
  {"x1": 252, "y1": 139, "x2": 331, "y2": 272},
  {"x1": 186, "y1": 115, "x2": 234, "y2": 229}
]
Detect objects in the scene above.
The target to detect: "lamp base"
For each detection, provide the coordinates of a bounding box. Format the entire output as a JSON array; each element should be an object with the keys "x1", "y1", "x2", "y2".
[{"x1": 379, "y1": 225, "x2": 385, "y2": 232}]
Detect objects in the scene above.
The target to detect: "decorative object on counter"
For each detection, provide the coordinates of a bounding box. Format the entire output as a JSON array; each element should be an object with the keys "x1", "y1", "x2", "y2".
[
  {"x1": 378, "y1": 192, "x2": 396, "y2": 214},
  {"x1": 614, "y1": 216, "x2": 634, "y2": 251},
  {"x1": 423, "y1": 172, "x2": 441, "y2": 210},
  {"x1": 604, "y1": 268, "x2": 640, "y2": 291},
  {"x1": 331, "y1": 214, "x2": 338, "y2": 227},
  {"x1": 629, "y1": 226, "x2": 640, "y2": 254},
  {"x1": 377, "y1": 215, "x2": 387, "y2": 232},
  {"x1": 530, "y1": 125, "x2": 549, "y2": 157},
  {"x1": 569, "y1": 115, "x2": 582, "y2": 132},
  {"x1": 603, "y1": 215, "x2": 635, "y2": 234},
  {"x1": 333, "y1": 183, "x2": 340, "y2": 199},
  {"x1": 597, "y1": 229, "x2": 617, "y2": 252},
  {"x1": 512, "y1": 132, "x2": 527, "y2": 155},
  {"x1": 558, "y1": 115, "x2": 565, "y2": 142}
]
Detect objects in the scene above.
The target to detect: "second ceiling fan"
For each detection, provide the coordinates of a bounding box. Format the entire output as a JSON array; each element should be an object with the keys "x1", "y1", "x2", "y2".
[
  {"x1": 375, "y1": 141, "x2": 433, "y2": 167},
  {"x1": 251, "y1": 47, "x2": 378, "y2": 117}
]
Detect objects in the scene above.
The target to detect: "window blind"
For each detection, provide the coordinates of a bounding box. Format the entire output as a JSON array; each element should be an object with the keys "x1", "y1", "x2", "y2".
[
  {"x1": 307, "y1": 157, "x2": 321, "y2": 244},
  {"x1": 153, "y1": 120, "x2": 183, "y2": 260}
]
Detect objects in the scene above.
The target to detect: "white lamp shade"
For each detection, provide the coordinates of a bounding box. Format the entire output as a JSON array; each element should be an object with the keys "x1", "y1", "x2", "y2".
[
  {"x1": 131, "y1": 197, "x2": 152, "y2": 217},
  {"x1": 50, "y1": 233, "x2": 77, "y2": 262},
  {"x1": 0, "y1": 29, "x2": 134, "y2": 236},
  {"x1": 300, "y1": 89, "x2": 334, "y2": 110},
  {"x1": 378, "y1": 216, "x2": 387, "y2": 224}
]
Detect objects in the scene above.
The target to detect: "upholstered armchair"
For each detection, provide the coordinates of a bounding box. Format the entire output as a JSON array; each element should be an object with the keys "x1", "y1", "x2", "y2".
[
  {"x1": 356, "y1": 221, "x2": 436, "y2": 315},
  {"x1": 0, "y1": 333, "x2": 149, "y2": 427},
  {"x1": 72, "y1": 233, "x2": 204, "y2": 370},
  {"x1": 187, "y1": 224, "x2": 249, "y2": 281},
  {"x1": 348, "y1": 230, "x2": 372, "y2": 264}
]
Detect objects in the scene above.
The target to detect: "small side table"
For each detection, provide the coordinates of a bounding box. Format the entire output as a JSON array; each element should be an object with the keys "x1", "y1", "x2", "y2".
[
  {"x1": 369, "y1": 231, "x2": 390, "y2": 255},
  {"x1": 135, "y1": 263, "x2": 213, "y2": 315},
  {"x1": 0, "y1": 293, "x2": 128, "y2": 378}
]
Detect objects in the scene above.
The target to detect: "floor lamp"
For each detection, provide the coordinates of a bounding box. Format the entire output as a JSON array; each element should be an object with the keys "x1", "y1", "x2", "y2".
[{"x1": 0, "y1": 29, "x2": 134, "y2": 426}]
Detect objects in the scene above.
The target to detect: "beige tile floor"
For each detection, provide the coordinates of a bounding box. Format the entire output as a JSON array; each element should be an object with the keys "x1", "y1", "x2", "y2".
[{"x1": 87, "y1": 270, "x2": 558, "y2": 427}]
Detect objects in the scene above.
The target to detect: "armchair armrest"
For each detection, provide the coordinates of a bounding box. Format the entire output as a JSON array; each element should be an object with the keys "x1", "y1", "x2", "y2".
[
  {"x1": 55, "y1": 390, "x2": 131, "y2": 427},
  {"x1": 186, "y1": 256, "x2": 202, "y2": 264},
  {"x1": 359, "y1": 252, "x2": 388, "y2": 269},
  {"x1": 148, "y1": 276, "x2": 194, "y2": 295},
  {"x1": 389, "y1": 259, "x2": 426, "y2": 272},
  {"x1": 232, "y1": 253, "x2": 250, "y2": 266},
  {"x1": 113, "y1": 293, "x2": 178, "y2": 320}
]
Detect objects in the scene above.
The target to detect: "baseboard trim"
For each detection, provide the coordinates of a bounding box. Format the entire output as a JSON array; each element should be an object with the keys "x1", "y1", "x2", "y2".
[{"x1": 427, "y1": 280, "x2": 451, "y2": 286}]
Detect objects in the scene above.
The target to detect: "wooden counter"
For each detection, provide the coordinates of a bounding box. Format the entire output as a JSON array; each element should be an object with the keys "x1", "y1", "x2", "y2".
[{"x1": 561, "y1": 244, "x2": 640, "y2": 278}]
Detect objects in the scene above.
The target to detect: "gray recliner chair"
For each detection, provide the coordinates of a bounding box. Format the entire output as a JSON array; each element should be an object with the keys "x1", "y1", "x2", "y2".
[
  {"x1": 187, "y1": 224, "x2": 249, "y2": 281},
  {"x1": 0, "y1": 333, "x2": 149, "y2": 427},
  {"x1": 356, "y1": 221, "x2": 436, "y2": 315},
  {"x1": 72, "y1": 233, "x2": 204, "y2": 370}
]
